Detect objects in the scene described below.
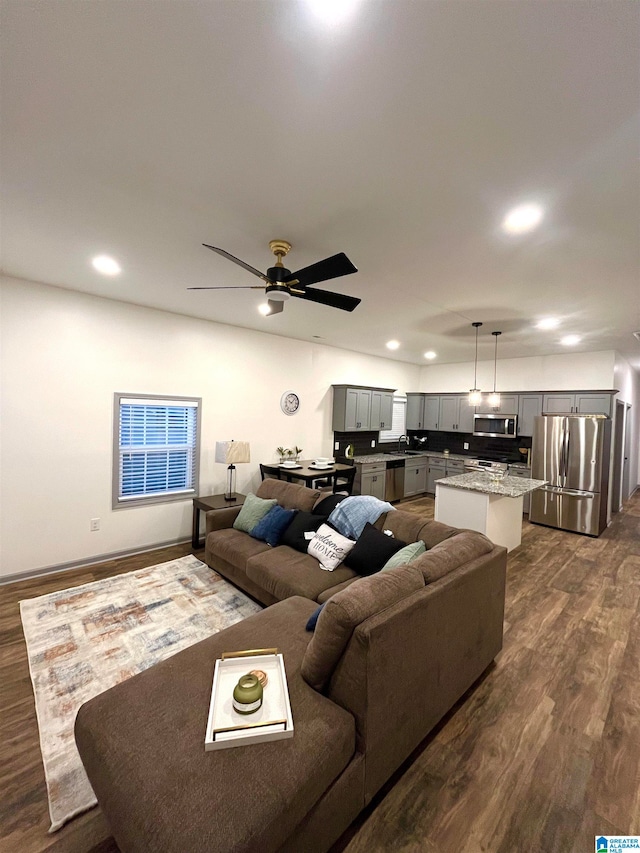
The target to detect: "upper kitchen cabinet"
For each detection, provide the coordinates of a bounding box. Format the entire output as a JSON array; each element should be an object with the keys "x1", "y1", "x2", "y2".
[
  {"x1": 370, "y1": 390, "x2": 394, "y2": 430},
  {"x1": 542, "y1": 393, "x2": 613, "y2": 416},
  {"x1": 406, "y1": 394, "x2": 425, "y2": 430},
  {"x1": 438, "y1": 395, "x2": 475, "y2": 433},
  {"x1": 332, "y1": 385, "x2": 395, "y2": 432},
  {"x1": 476, "y1": 394, "x2": 519, "y2": 415},
  {"x1": 517, "y1": 394, "x2": 543, "y2": 436}
]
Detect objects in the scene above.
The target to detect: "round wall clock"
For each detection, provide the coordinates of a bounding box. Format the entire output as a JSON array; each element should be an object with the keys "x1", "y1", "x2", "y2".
[{"x1": 280, "y1": 391, "x2": 300, "y2": 415}]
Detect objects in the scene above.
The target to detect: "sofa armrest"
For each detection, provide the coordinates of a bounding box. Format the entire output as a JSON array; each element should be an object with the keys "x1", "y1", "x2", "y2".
[{"x1": 205, "y1": 506, "x2": 242, "y2": 533}]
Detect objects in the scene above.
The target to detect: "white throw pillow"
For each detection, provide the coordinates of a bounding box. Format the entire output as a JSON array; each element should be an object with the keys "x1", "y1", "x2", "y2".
[{"x1": 307, "y1": 523, "x2": 356, "y2": 571}]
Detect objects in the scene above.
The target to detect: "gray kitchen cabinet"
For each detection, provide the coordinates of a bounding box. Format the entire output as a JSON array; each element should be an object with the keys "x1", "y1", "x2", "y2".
[
  {"x1": 424, "y1": 396, "x2": 440, "y2": 430},
  {"x1": 543, "y1": 392, "x2": 612, "y2": 416},
  {"x1": 403, "y1": 458, "x2": 428, "y2": 498},
  {"x1": 476, "y1": 394, "x2": 519, "y2": 415},
  {"x1": 446, "y1": 459, "x2": 464, "y2": 475},
  {"x1": 517, "y1": 394, "x2": 543, "y2": 436},
  {"x1": 406, "y1": 394, "x2": 425, "y2": 430},
  {"x1": 439, "y1": 396, "x2": 474, "y2": 433},
  {"x1": 359, "y1": 469, "x2": 386, "y2": 500},
  {"x1": 333, "y1": 385, "x2": 396, "y2": 431},
  {"x1": 370, "y1": 390, "x2": 394, "y2": 430},
  {"x1": 426, "y1": 456, "x2": 464, "y2": 493},
  {"x1": 507, "y1": 468, "x2": 531, "y2": 513}
]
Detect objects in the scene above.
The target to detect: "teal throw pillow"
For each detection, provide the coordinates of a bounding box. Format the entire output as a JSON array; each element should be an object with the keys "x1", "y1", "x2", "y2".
[
  {"x1": 250, "y1": 505, "x2": 296, "y2": 547},
  {"x1": 380, "y1": 540, "x2": 427, "y2": 571},
  {"x1": 233, "y1": 493, "x2": 278, "y2": 534}
]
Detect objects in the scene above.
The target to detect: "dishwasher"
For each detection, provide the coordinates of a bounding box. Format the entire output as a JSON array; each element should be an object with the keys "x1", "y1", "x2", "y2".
[{"x1": 385, "y1": 458, "x2": 406, "y2": 502}]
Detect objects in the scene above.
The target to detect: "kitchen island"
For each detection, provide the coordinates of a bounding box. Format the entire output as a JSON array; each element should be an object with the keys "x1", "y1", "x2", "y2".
[{"x1": 434, "y1": 472, "x2": 546, "y2": 552}]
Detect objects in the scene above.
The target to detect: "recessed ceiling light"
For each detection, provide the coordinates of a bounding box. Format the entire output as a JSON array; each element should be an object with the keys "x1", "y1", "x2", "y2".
[
  {"x1": 560, "y1": 334, "x2": 581, "y2": 346},
  {"x1": 258, "y1": 303, "x2": 271, "y2": 316},
  {"x1": 386, "y1": 340, "x2": 400, "y2": 350},
  {"x1": 502, "y1": 203, "x2": 544, "y2": 235},
  {"x1": 306, "y1": 0, "x2": 360, "y2": 25},
  {"x1": 535, "y1": 317, "x2": 560, "y2": 330},
  {"x1": 424, "y1": 351, "x2": 437, "y2": 360},
  {"x1": 91, "y1": 255, "x2": 121, "y2": 276}
]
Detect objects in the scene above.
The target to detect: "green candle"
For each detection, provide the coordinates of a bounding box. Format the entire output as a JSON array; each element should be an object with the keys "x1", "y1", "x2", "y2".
[{"x1": 232, "y1": 673, "x2": 263, "y2": 715}]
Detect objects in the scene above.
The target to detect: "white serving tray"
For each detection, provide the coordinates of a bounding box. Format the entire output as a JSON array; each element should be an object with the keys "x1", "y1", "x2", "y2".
[{"x1": 205, "y1": 649, "x2": 294, "y2": 751}]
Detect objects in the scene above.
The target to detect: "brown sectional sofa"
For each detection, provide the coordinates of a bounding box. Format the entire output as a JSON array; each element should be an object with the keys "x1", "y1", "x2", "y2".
[{"x1": 75, "y1": 479, "x2": 507, "y2": 853}]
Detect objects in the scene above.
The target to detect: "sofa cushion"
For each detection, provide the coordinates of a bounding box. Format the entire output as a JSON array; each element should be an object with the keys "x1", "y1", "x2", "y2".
[
  {"x1": 246, "y1": 546, "x2": 359, "y2": 602},
  {"x1": 256, "y1": 479, "x2": 321, "y2": 512},
  {"x1": 280, "y1": 511, "x2": 326, "y2": 553},
  {"x1": 380, "y1": 540, "x2": 426, "y2": 571},
  {"x1": 250, "y1": 505, "x2": 297, "y2": 546},
  {"x1": 207, "y1": 528, "x2": 271, "y2": 571},
  {"x1": 301, "y1": 565, "x2": 425, "y2": 691},
  {"x1": 233, "y1": 493, "x2": 278, "y2": 533},
  {"x1": 411, "y1": 530, "x2": 494, "y2": 583},
  {"x1": 313, "y1": 493, "x2": 348, "y2": 517},
  {"x1": 75, "y1": 597, "x2": 355, "y2": 853},
  {"x1": 307, "y1": 524, "x2": 356, "y2": 571},
  {"x1": 415, "y1": 519, "x2": 459, "y2": 549},
  {"x1": 344, "y1": 522, "x2": 407, "y2": 576}
]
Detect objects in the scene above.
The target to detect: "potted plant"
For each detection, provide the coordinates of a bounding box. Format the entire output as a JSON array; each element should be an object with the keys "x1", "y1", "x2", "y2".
[
  {"x1": 276, "y1": 446, "x2": 287, "y2": 463},
  {"x1": 294, "y1": 446, "x2": 303, "y2": 462}
]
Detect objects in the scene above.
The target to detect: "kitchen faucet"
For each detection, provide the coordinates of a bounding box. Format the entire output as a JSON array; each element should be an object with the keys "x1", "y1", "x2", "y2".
[{"x1": 397, "y1": 434, "x2": 408, "y2": 453}]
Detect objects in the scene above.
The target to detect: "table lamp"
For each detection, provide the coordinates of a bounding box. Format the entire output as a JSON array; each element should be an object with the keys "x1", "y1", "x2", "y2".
[{"x1": 215, "y1": 441, "x2": 251, "y2": 500}]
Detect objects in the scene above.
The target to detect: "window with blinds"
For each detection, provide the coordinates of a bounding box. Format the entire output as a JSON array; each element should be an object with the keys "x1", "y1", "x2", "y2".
[
  {"x1": 113, "y1": 394, "x2": 201, "y2": 508},
  {"x1": 379, "y1": 395, "x2": 407, "y2": 443}
]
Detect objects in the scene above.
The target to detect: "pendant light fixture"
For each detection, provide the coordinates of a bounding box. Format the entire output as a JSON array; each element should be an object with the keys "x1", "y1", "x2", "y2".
[
  {"x1": 468, "y1": 321, "x2": 483, "y2": 406},
  {"x1": 487, "y1": 331, "x2": 502, "y2": 408}
]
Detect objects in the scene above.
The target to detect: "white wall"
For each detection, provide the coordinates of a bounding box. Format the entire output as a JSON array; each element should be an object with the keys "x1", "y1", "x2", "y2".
[
  {"x1": 0, "y1": 276, "x2": 420, "y2": 579},
  {"x1": 418, "y1": 351, "x2": 616, "y2": 394}
]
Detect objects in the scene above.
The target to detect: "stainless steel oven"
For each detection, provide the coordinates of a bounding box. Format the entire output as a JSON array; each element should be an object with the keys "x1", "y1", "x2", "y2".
[{"x1": 473, "y1": 413, "x2": 518, "y2": 439}]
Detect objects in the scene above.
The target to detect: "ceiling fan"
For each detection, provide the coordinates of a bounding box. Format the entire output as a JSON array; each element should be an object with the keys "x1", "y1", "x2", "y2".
[{"x1": 188, "y1": 240, "x2": 361, "y2": 315}]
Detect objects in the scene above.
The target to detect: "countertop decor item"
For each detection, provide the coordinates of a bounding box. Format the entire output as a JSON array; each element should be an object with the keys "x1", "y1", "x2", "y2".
[
  {"x1": 233, "y1": 673, "x2": 264, "y2": 715},
  {"x1": 280, "y1": 391, "x2": 300, "y2": 415},
  {"x1": 215, "y1": 440, "x2": 251, "y2": 500},
  {"x1": 249, "y1": 669, "x2": 268, "y2": 688}
]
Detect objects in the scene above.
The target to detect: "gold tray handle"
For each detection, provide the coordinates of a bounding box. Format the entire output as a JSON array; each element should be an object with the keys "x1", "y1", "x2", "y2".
[{"x1": 221, "y1": 648, "x2": 278, "y2": 660}]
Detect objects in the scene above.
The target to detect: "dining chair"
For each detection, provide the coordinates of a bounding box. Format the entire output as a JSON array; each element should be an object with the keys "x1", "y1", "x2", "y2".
[{"x1": 259, "y1": 464, "x2": 281, "y2": 481}]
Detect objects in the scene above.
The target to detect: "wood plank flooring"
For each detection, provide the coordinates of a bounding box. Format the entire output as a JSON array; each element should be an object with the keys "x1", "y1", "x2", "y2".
[{"x1": 1, "y1": 497, "x2": 639, "y2": 852}]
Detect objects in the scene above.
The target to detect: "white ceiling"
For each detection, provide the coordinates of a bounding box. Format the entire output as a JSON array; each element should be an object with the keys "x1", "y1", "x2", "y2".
[{"x1": 2, "y1": 0, "x2": 639, "y2": 368}]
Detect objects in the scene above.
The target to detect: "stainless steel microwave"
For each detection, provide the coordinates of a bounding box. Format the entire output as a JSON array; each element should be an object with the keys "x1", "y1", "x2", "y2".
[{"x1": 473, "y1": 413, "x2": 518, "y2": 439}]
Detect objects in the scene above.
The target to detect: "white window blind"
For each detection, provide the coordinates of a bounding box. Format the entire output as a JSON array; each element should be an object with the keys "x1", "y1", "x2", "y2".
[
  {"x1": 379, "y1": 396, "x2": 407, "y2": 443},
  {"x1": 114, "y1": 395, "x2": 201, "y2": 507}
]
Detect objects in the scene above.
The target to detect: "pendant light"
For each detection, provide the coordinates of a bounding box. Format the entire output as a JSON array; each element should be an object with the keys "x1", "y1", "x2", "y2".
[
  {"x1": 487, "y1": 331, "x2": 502, "y2": 408},
  {"x1": 468, "y1": 321, "x2": 483, "y2": 406}
]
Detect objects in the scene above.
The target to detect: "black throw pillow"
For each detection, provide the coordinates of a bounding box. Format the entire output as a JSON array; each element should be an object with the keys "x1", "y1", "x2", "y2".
[
  {"x1": 280, "y1": 511, "x2": 326, "y2": 553},
  {"x1": 313, "y1": 493, "x2": 348, "y2": 518},
  {"x1": 344, "y1": 522, "x2": 407, "y2": 576}
]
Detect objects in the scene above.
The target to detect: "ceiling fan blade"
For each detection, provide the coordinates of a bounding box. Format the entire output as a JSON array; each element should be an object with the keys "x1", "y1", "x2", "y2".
[
  {"x1": 187, "y1": 285, "x2": 264, "y2": 290},
  {"x1": 292, "y1": 287, "x2": 361, "y2": 312},
  {"x1": 284, "y1": 253, "x2": 357, "y2": 287},
  {"x1": 203, "y1": 244, "x2": 272, "y2": 283},
  {"x1": 266, "y1": 299, "x2": 284, "y2": 315}
]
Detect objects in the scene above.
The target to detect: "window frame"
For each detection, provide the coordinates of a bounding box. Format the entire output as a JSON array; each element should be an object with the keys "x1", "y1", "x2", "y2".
[
  {"x1": 378, "y1": 394, "x2": 407, "y2": 445},
  {"x1": 112, "y1": 392, "x2": 202, "y2": 510}
]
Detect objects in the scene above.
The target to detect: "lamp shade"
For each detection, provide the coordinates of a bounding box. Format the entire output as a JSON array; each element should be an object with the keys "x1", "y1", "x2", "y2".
[{"x1": 215, "y1": 441, "x2": 251, "y2": 464}]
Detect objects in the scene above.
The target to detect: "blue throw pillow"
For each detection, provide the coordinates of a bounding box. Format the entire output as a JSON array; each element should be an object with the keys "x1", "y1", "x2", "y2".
[
  {"x1": 306, "y1": 602, "x2": 326, "y2": 632},
  {"x1": 250, "y1": 505, "x2": 296, "y2": 547}
]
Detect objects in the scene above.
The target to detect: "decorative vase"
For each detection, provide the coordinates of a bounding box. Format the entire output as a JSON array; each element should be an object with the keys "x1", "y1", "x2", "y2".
[{"x1": 232, "y1": 673, "x2": 263, "y2": 715}]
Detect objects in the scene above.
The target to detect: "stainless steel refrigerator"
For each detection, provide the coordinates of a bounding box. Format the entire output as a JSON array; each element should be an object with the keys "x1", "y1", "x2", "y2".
[{"x1": 529, "y1": 414, "x2": 611, "y2": 536}]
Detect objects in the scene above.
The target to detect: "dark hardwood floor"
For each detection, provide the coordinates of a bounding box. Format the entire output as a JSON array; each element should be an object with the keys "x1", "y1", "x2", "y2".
[{"x1": 2, "y1": 495, "x2": 639, "y2": 852}]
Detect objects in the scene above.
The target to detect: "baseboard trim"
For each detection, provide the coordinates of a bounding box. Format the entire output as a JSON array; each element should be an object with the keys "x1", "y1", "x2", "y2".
[{"x1": 0, "y1": 538, "x2": 192, "y2": 586}]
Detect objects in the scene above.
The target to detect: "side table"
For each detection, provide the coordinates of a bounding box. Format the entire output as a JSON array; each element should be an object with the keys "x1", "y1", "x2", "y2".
[{"x1": 192, "y1": 493, "x2": 246, "y2": 549}]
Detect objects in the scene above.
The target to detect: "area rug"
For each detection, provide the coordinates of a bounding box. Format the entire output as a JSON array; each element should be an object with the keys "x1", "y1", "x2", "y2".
[{"x1": 20, "y1": 555, "x2": 262, "y2": 832}]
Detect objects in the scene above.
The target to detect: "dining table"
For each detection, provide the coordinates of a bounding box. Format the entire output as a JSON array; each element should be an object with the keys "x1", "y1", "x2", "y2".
[{"x1": 261, "y1": 459, "x2": 356, "y2": 488}]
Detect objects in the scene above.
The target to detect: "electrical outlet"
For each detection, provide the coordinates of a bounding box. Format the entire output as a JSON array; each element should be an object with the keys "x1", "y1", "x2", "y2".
[
  {"x1": 463, "y1": 442, "x2": 469, "y2": 450},
  {"x1": 334, "y1": 441, "x2": 339, "y2": 451},
  {"x1": 371, "y1": 440, "x2": 376, "y2": 447},
  {"x1": 90, "y1": 518, "x2": 100, "y2": 532}
]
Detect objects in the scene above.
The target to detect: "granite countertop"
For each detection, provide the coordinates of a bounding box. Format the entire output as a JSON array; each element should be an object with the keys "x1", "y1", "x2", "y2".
[
  {"x1": 351, "y1": 451, "x2": 531, "y2": 468},
  {"x1": 435, "y1": 472, "x2": 546, "y2": 497}
]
